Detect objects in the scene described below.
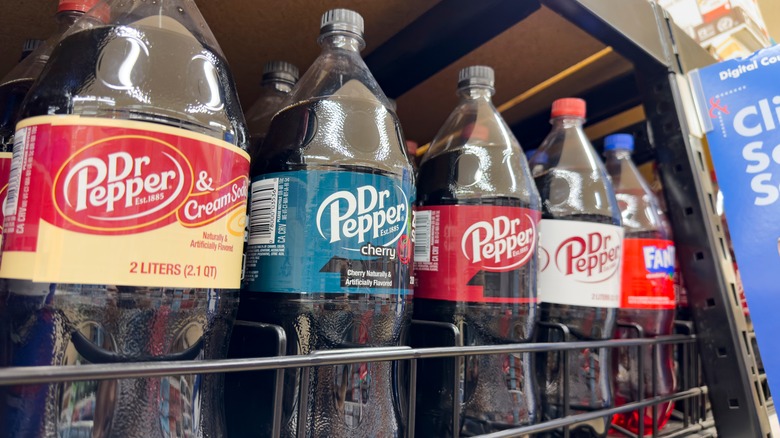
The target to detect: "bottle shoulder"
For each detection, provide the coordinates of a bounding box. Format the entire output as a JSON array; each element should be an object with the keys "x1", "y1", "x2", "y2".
[
  {"x1": 532, "y1": 127, "x2": 621, "y2": 223},
  {"x1": 256, "y1": 95, "x2": 412, "y2": 177},
  {"x1": 21, "y1": 24, "x2": 246, "y2": 148}
]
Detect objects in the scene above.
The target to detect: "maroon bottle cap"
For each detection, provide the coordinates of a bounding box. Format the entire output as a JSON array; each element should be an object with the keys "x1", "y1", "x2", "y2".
[{"x1": 551, "y1": 98, "x2": 586, "y2": 118}]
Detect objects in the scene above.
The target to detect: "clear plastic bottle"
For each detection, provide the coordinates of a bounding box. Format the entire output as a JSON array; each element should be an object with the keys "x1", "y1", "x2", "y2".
[
  {"x1": 603, "y1": 133, "x2": 676, "y2": 435},
  {"x1": 0, "y1": 1, "x2": 248, "y2": 437},
  {"x1": 529, "y1": 98, "x2": 623, "y2": 438},
  {"x1": 0, "y1": 1, "x2": 102, "y2": 153},
  {"x1": 245, "y1": 60, "x2": 299, "y2": 161},
  {"x1": 413, "y1": 65, "x2": 541, "y2": 436},
  {"x1": 240, "y1": 9, "x2": 414, "y2": 438}
]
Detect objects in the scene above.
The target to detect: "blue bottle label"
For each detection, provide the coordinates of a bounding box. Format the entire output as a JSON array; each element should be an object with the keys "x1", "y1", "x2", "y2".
[{"x1": 244, "y1": 170, "x2": 414, "y2": 295}]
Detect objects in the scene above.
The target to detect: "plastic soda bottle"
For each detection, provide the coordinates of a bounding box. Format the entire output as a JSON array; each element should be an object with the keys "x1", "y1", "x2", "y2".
[
  {"x1": 413, "y1": 65, "x2": 541, "y2": 436},
  {"x1": 245, "y1": 60, "x2": 299, "y2": 160},
  {"x1": 529, "y1": 98, "x2": 623, "y2": 438},
  {"x1": 0, "y1": 1, "x2": 248, "y2": 436},
  {"x1": 604, "y1": 133, "x2": 677, "y2": 435},
  {"x1": 240, "y1": 9, "x2": 415, "y2": 437}
]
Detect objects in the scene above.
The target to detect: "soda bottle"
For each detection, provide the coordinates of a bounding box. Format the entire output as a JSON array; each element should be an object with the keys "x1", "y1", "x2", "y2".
[
  {"x1": 0, "y1": 1, "x2": 248, "y2": 436},
  {"x1": 529, "y1": 98, "x2": 623, "y2": 438},
  {"x1": 0, "y1": 1, "x2": 104, "y2": 153},
  {"x1": 245, "y1": 60, "x2": 299, "y2": 160},
  {"x1": 0, "y1": 3, "x2": 101, "y2": 249},
  {"x1": 240, "y1": 9, "x2": 414, "y2": 438},
  {"x1": 603, "y1": 133, "x2": 676, "y2": 435},
  {"x1": 413, "y1": 65, "x2": 541, "y2": 436}
]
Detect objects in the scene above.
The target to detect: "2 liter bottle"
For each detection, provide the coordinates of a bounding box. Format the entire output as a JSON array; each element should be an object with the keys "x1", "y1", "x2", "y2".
[
  {"x1": 604, "y1": 133, "x2": 677, "y2": 435},
  {"x1": 529, "y1": 98, "x2": 624, "y2": 438},
  {"x1": 0, "y1": 1, "x2": 248, "y2": 436},
  {"x1": 238, "y1": 9, "x2": 414, "y2": 438},
  {"x1": 413, "y1": 65, "x2": 541, "y2": 436}
]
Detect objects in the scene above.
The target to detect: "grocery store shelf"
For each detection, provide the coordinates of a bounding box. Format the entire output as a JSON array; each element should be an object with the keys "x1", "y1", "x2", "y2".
[{"x1": 364, "y1": 0, "x2": 541, "y2": 98}]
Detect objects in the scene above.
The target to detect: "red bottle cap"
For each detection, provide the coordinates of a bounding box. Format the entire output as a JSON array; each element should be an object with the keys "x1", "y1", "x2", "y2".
[
  {"x1": 551, "y1": 98, "x2": 586, "y2": 118},
  {"x1": 58, "y1": 0, "x2": 110, "y2": 22},
  {"x1": 58, "y1": 0, "x2": 98, "y2": 13}
]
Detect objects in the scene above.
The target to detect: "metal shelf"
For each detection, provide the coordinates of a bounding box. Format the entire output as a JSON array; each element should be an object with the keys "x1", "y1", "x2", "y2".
[{"x1": 0, "y1": 323, "x2": 708, "y2": 438}]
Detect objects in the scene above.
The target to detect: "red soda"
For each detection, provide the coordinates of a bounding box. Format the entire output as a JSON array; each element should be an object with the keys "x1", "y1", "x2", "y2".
[{"x1": 603, "y1": 133, "x2": 676, "y2": 435}]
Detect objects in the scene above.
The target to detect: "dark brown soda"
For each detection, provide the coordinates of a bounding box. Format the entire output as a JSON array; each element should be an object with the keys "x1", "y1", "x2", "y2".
[
  {"x1": 1, "y1": 23, "x2": 244, "y2": 438},
  {"x1": 0, "y1": 79, "x2": 34, "y2": 152},
  {"x1": 533, "y1": 167, "x2": 619, "y2": 438},
  {"x1": 414, "y1": 149, "x2": 538, "y2": 437}
]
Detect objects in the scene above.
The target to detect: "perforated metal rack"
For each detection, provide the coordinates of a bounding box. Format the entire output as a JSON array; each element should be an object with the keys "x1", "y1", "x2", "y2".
[{"x1": 0, "y1": 0, "x2": 772, "y2": 436}]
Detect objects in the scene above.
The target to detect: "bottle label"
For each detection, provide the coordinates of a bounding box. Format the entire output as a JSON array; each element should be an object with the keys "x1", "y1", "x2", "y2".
[
  {"x1": 621, "y1": 238, "x2": 676, "y2": 309},
  {"x1": 538, "y1": 219, "x2": 624, "y2": 308},
  {"x1": 414, "y1": 205, "x2": 540, "y2": 303},
  {"x1": 0, "y1": 115, "x2": 249, "y2": 288},
  {"x1": 244, "y1": 170, "x2": 414, "y2": 295},
  {"x1": 0, "y1": 151, "x2": 12, "y2": 249}
]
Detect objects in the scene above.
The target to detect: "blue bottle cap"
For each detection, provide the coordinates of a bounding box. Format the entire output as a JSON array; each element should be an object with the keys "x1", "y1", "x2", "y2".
[{"x1": 604, "y1": 133, "x2": 634, "y2": 152}]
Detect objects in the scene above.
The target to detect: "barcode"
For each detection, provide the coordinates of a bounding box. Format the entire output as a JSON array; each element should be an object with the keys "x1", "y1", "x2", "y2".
[
  {"x1": 248, "y1": 178, "x2": 279, "y2": 245},
  {"x1": 4, "y1": 128, "x2": 26, "y2": 217},
  {"x1": 414, "y1": 211, "x2": 432, "y2": 263}
]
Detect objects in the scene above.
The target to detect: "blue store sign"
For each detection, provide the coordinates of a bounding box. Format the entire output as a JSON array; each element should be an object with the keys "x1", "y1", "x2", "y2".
[{"x1": 690, "y1": 44, "x2": 780, "y2": 402}]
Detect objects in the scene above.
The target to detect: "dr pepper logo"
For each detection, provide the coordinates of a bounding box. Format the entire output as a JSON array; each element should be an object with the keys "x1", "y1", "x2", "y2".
[
  {"x1": 52, "y1": 135, "x2": 247, "y2": 234},
  {"x1": 461, "y1": 214, "x2": 536, "y2": 270},
  {"x1": 554, "y1": 230, "x2": 621, "y2": 283}
]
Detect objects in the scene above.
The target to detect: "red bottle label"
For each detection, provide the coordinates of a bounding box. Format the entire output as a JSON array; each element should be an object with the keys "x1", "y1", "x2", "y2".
[
  {"x1": 0, "y1": 152, "x2": 11, "y2": 248},
  {"x1": 413, "y1": 205, "x2": 540, "y2": 303},
  {"x1": 1, "y1": 115, "x2": 249, "y2": 288},
  {"x1": 620, "y1": 238, "x2": 676, "y2": 309}
]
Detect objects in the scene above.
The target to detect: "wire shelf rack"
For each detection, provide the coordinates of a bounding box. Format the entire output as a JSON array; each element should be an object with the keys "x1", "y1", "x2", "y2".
[{"x1": 0, "y1": 318, "x2": 714, "y2": 438}]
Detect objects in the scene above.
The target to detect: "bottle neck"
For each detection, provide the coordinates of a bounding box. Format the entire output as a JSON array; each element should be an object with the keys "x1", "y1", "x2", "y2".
[
  {"x1": 55, "y1": 10, "x2": 85, "y2": 33},
  {"x1": 261, "y1": 79, "x2": 294, "y2": 93},
  {"x1": 550, "y1": 116, "x2": 585, "y2": 129},
  {"x1": 457, "y1": 86, "x2": 494, "y2": 102},
  {"x1": 606, "y1": 149, "x2": 632, "y2": 161},
  {"x1": 318, "y1": 32, "x2": 365, "y2": 53}
]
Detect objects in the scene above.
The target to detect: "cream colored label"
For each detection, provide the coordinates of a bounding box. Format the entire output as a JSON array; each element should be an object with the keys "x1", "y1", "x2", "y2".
[{"x1": 0, "y1": 115, "x2": 249, "y2": 288}]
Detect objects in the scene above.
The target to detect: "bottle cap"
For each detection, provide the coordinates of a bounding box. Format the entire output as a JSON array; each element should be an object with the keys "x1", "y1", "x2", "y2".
[
  {"x1": 320, "y1": 9, "x2": 364, "y2": 38},
  {"x1": 457, "y1": 65, "x2": 495, "y2": 90},
  {"x1": 551, "y1": 97, "x2": 586, "y2": 118},
  {"x1": 58, "y1": 0, "x2": 110, "y2": 22},
  {"x1": 604, "y1": 133, "x2": 634, "y2": 152},
  {"x1": 58, "y1": 0, "x2": 99, "y2": 13},
  {"x1": 22, "y1": 39, "x2": 43, "y2": 55},
  {"x1": 262, "y1": 61, "x2": 299, "y2": 86}
]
